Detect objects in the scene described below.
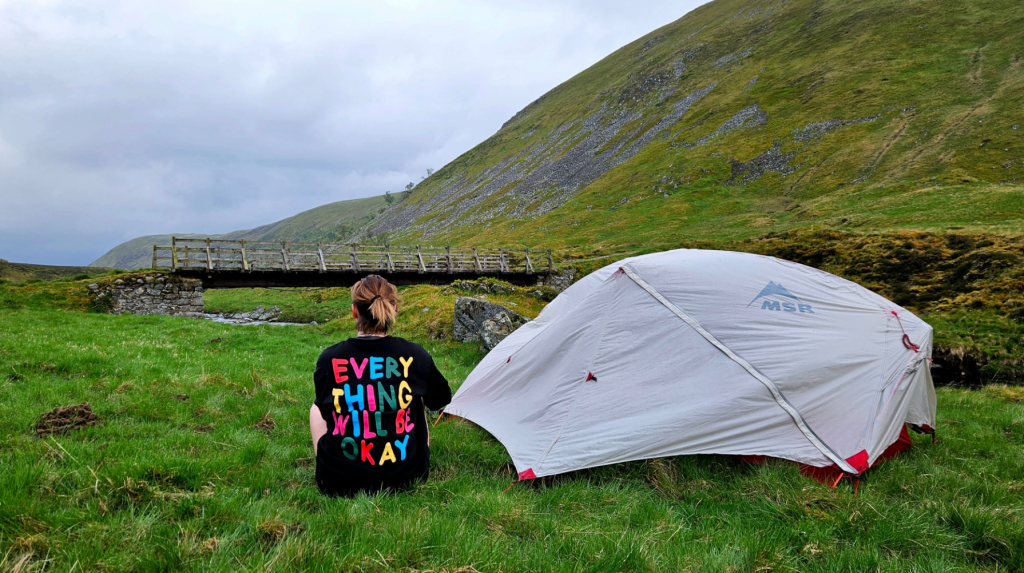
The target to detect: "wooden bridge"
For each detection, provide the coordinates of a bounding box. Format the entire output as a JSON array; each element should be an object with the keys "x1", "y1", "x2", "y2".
[{"x1": 153, "y1": 237, "x2": 553, "y2": 288}]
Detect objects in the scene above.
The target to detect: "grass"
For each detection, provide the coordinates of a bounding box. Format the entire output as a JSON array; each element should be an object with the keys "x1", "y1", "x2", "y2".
[{"x1": 2, "y1": 280, "x2": 1024, "y2": 571}]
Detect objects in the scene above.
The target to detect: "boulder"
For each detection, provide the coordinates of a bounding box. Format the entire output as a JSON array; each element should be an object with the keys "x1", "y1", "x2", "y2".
[
  {"x1": 227, "y1": 305, "x2": 282, "y2": 322},
  {"x1": 454, "y1": 297, "x2": 528, "y2": 350},
  {"x1": 544, "y1": 267, "x2": 576, "y2": 292}
]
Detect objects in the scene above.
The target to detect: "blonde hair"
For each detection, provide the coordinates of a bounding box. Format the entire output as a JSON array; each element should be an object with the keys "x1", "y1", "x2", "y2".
[{"x1": 351, "y1": 275, "x2": 399, "y2": 334}]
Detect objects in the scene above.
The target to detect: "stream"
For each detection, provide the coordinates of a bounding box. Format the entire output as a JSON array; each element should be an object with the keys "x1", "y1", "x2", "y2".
[{"x1": 202, "y1": 313, "x2": 312, "y2": 326}]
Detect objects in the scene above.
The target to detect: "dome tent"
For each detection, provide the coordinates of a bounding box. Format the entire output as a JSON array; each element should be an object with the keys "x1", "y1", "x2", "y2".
[{"x1": 445, "y1": 249, "x2": 936, "y2": 481}]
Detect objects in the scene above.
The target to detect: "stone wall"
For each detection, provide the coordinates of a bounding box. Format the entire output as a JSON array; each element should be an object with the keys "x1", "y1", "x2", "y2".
[{"x1": 88, "y1": 273, "x2": 204, "y2": 318}]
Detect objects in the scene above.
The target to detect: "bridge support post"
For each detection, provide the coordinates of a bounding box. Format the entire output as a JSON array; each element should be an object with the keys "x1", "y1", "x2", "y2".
[
  {"x1": 171, "y1": 236, "x2": 178, "y2": 270},
  {"x1": 317, "y1": 243, "x2": 326, "y2": 273},
  {"x1": 241, "y1": 240, "x2": 249, "y2": 271},
  {"x1": 416, "y1": 246, "x2": 426, "y2": 273},
  {"x1": 386, "y1": 245, "x2": 394, "y2": 272},
  {"x1": 152, "y1": 245, "x2": 158, "y2": 269},
  {"x1": 350, "y1": 244, "x2": 360, "y2": 271},
  {"x1": 473, "y1": 248, "x2": 481, "y2": 272},
  {"x1": 445, "y1": 246, "x2": 453, "y2": 274},
  {"x1": 548, "y1": 249, "x2": 555, "y2": 273},
  {"x1": 499, "y1": 248, "x2": 507, "y2": 273},
  {"x1": 281, "y1": 242, "x2": 291, "y2": 271},
  {"x1": 205, "y1": 238, "x2": 213, "y2": 271},
  {"x1": 525, "y1": 247, "x2": 533, "y2": 275}
]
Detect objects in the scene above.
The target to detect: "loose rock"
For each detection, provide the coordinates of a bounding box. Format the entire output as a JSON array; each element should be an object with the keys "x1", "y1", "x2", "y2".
[{"x1": 454, "y1": 297, "x2": 529, "y2": 350}]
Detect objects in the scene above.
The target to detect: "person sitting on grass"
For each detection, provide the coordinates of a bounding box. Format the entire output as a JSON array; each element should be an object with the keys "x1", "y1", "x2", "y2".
[{"x1": 309, "y1": 274, "x2": 452, "y2": 496}]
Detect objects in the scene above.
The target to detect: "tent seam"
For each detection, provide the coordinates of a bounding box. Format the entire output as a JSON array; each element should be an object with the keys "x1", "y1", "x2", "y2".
[
  {"x1": 535, "y1": 270, "x2": 624, "y2": 472},
  {"x1": 621, "y1": 264, "x2": 859, "y2": 475}
]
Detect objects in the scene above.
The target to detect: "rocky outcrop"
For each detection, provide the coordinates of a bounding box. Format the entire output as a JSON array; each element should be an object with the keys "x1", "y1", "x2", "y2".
[
  {"x1": 88, "y1": 273, "x2": 203, "y2": 318},
  {"x1": 454, "y1": 297, "x2": 529, "y2": 350}
]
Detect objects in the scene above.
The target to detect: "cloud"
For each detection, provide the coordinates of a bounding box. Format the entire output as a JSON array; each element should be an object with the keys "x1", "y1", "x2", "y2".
[{"x1": 0, "y1": 0, "x2": 706, "y2": 265}]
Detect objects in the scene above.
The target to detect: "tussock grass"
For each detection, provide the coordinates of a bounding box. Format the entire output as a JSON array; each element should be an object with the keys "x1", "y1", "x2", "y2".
[{"x1": 1, "y1": 283, "x2": 1023, "y2": 571}]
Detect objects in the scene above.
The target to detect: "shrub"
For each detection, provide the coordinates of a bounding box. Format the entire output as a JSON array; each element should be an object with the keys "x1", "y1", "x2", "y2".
[{"x1": 89, "y1": 293, "x2": 116, "y2": 314}]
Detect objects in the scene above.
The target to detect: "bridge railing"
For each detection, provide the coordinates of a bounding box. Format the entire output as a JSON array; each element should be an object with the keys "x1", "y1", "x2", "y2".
[{"x1": 153, "y1": 238, "x2": 552, "y2": 276}]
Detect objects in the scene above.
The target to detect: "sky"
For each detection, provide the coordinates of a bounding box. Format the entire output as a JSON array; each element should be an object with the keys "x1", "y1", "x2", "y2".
[{"x1": 0, "y1": 0, "x2": 707, "y2": 266}]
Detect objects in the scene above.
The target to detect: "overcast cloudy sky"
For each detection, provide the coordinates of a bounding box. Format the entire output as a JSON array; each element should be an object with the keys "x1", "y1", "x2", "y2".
[{"x1": 0, "y1": 0, "x2": 706, "y2": 265}]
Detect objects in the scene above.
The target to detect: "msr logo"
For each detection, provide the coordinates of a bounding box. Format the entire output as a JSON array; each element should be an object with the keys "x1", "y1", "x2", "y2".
[{"x1": 747, "y1": 281, "x2": 814, "y2": 314}]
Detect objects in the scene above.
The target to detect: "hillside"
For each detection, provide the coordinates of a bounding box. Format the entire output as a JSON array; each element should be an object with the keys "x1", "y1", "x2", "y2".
[
  {"x1": 91, "y1": 195, "x2": 388, "y2": 269},
  {"x1": 99, "y1": 0, "x2": 1023, "y2": 261},
  {"x1": 0, "y1": 259, "x2": 116, "y2": 282},
  {"x1": 369, "y1": 0, "x2": 1022, "y2": 247}
]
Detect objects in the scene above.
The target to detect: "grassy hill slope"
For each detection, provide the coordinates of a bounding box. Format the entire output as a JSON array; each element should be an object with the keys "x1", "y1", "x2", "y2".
[
  {"x1": 0, "y1": 259, "x2": 116, "y2": 282},
  {"x1": 370, "y1": 0, "x2": 1022, "y2": 248},
  {"x1": 90, "y1": 195, "x2": 389, "y2": 269}
]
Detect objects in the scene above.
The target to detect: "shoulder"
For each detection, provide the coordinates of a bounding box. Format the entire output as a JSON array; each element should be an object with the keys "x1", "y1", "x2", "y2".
[
  {"x1": 388, "y1": 337, "x2": 432, "y2": 359},
  {"x1": 317, "y1": 339, "x2": 353, "y2": 361}
]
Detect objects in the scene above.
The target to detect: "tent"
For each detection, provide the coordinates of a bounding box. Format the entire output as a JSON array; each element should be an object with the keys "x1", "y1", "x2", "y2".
[{"x1": 445, "y1": 249, "x2": 936, "y2": 482}]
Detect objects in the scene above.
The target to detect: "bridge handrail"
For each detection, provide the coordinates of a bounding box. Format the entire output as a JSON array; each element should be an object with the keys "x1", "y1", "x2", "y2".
[{"x1": 153, "y1": 237, "x2": 553, "y2": 276}]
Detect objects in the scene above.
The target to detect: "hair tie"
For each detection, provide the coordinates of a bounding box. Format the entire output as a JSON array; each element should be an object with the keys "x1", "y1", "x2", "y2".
[{"x1": 369, "y1": 295, "x2": 381, "y2": 303}]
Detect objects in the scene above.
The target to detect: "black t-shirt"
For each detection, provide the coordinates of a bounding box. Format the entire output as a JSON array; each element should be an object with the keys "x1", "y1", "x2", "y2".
[{"x1": 313, "y1": 335, "x2": 451, "y2": 496}]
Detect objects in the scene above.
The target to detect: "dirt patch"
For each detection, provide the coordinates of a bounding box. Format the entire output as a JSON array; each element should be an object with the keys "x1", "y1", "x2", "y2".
[
  {"x1": 174, "y1": 394, "x2": 191, "y2": 401},
  {"x1": 255, "y1": 413, "x2": 276, "y2": 435},
  {"x1": 36, "y1": 403, "x2": 100, "y2": 436},
  {"x1": 256, "y1": 518, "x2": 304, "y2": 545}
]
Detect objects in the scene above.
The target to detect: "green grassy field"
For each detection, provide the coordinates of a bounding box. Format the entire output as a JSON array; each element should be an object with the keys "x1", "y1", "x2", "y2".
[{"x1": 2, "y1": 278, "x2": 1023, "y2": 572}]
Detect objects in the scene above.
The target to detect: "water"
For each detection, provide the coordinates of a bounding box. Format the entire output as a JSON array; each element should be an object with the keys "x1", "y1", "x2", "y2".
[{"x1": 203, "y1": 313, "x2": 310, "y2": 326}]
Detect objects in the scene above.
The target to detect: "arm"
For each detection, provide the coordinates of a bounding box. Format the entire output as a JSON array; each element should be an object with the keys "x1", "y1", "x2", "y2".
[{"x1": 423, "y1": 358, "x2": 452, "y2": 411}]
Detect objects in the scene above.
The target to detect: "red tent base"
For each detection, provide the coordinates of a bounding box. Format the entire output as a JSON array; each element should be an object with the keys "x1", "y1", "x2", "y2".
[{"x1": 740, "y1": 424, "x2": 914, "y2": 486}]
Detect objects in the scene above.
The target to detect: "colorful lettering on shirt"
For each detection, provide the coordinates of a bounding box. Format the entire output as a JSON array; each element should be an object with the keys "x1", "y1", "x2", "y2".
[
  {"x1": 332, "y1": 388, "x2": 344, "y2": 413},
  {"x1": 332, "y1": 358, "x2": 349, "y2": 384},
  {"x1": 350, "y1": 357, "x2": 368, "y2": 379},
  {"x1": 399, "y1": 356, "x2": 413, "y2": 378},
  {"x1": 370, "y1": 357, "x2": 384, "y2": 379},
  {"x1": 378, "y1": 382, "x2": 397, "y2": 410},
  {"x1": 386, "y1": 357, "x2": 400, "y2": 379},
  {"x1": 331, "y1": 411, "x2": 350, "y2": 436},
  {"x1": 343, "y1": 384, "x2": 365, "y2": 411},
  {"x1": 366, "y1": 384, "x2": 376, "y2": 412},
  {"x1": 362, "y1": 410, "x2": 376, "y2": 439},
  {"x1": 351, "y1": 408, "x2": 361, "y2": 437},
  {"x1": 398, "y1": 380, "x2": 413, "y2": 409},
  {"x1": 394, "y1": 435, "x2": 409, "y2": 461},
  {"x1": 341, "y1": 437, "x2": 358, "y2": 460},
  {"x1": 379, "y1": 442, "x2": 397, "y2": 464},
  {"x1": 360, "y1": 440, "x2": 375, "y2": 464},
  {"x1": 323, "y1": 350, "x2": 436, "y2": 468}
]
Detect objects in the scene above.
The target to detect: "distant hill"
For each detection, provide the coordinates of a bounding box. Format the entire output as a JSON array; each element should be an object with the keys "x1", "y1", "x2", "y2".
[
  {"x1": 91, "y1": 195, "x2": 389, "y2": 269},
  {"x1": 0, "y1": 259, "x2": 116, "y2": 282},
  {"x1": 366, "y1": 0, "x2": 1022, "y2": 249}
]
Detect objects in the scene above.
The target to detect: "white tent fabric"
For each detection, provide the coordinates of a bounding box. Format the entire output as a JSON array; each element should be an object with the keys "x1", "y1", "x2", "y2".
[{"x1": 446, "y1": 249, "x2": 935, "y2": 479}]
